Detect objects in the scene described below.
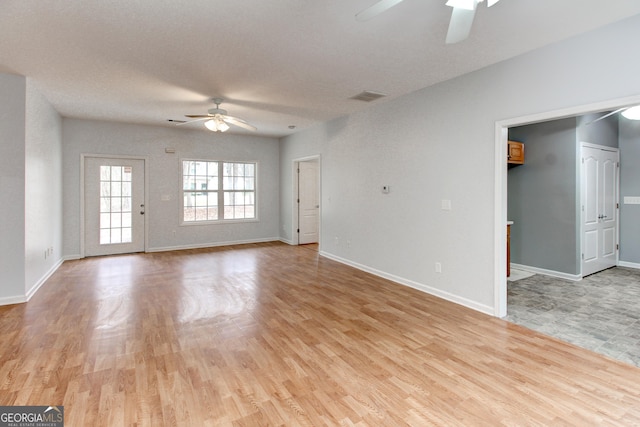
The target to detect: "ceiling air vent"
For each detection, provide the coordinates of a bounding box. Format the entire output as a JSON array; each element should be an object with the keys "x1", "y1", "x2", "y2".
[{"x1": 350, "y1": 91, "x2": 386, "y2": 102}]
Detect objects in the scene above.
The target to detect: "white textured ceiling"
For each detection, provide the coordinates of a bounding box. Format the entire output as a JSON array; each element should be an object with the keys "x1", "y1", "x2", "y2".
[{"x1": 1, "y1": 1, "x2": 640, "y2": 137}]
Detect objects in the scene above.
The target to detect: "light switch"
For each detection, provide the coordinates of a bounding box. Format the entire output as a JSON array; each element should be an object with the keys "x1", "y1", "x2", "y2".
[{"x1": 441, "y1": 199, "x2": 452, "y2": 210}]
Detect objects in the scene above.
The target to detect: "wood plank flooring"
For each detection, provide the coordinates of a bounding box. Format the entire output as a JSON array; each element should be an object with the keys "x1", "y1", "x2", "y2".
[{"x1": 2, "y1": 241, "x2": 640, "y2": 426}]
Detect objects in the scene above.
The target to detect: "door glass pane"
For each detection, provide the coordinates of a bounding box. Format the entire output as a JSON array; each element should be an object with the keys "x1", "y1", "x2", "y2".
[{"x1": 99, "y1": 165, "x2": 133, "y2": 245}]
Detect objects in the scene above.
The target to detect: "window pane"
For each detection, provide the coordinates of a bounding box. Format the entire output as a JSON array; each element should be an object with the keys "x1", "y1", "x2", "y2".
[
  {"x1": 111, "y1": 166, "x2": 122, "y2": 181},
  {"x1": 100, "y1": 229, "x2": 111, "y2": 244},
  {"x1": 122, "y1": 212, "x2": 132, "y2": 227},
  {"x1": 207, "y1": 207, "x2": 218, "y2": 220},
  {"x1": 111, "y1": 228, "x2": 122, "y2": 244},
  {"x1": 111, "y1": 212, "x2": 122, "y2": 228},
  {"x1": 100, "y1": 166, "x2": 111, "y2": 181},
  {"x1": 245, "y1": 178, "x2": 254, "y2": 190},
  {"x1": 122, "y1": 227, "x2": 132, "y2": 243},
  {"x1": 100, "y1": 213, "x2": 110, "y2": 229},
  {"x1": 111, "y1": 198, "x2": 122, "y2": 212},
  {"x1": 122, "y1": 182, "x2": 131, "y2": 197},
  {"x1": 122, "y1": 197, "x2": 131, "y2": 212},
  {"x1": 100, "y1": 197, "x2": 111, "y2": 212},
  {"x1": 245, "y1": 163, "x2": 255, "y2": 177},
  {"x1": 111, "y1": 182, "x2": 122, "y2": 197},
  {"x1": 195, "y1": 162, "x2": 207, "y2": 176},
  {"x1": 122, "y1": 166, "x2": 132, "y2": 182},
  {"x1": 100, "y1": 182, "x2": 111, "y2": 197}
]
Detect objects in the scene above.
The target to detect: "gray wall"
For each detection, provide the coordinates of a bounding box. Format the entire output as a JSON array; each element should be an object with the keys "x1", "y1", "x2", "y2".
[
  {"x1": 24, "y1": 80, "x2": 63, "y2": 296},
  {"x1": 619, "y1": 118, "x2": 640, "y2": 264},
  {"x1": 508, "y1": 118, "x2": 580, "y2": 274},
  {"x1": 280, "y1": 14, "x2": 640, "y2": 314},
  {"x1": 0, "y1": 73, "x2": 26, "y2": 302},
  {"x1": 62, "y1": 119, "x2": 280, "y2": 257},
  {"x1": 577, "y1": 113, "x2": 620, "y2": 148},
  {"x1": 0, "y1": 73, "x2": 63, "y2": 304}
]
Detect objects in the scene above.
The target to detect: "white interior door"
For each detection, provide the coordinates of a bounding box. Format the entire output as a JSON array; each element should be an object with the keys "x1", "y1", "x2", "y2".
[
  {"x1": 298, "y1": 160, "x2": 319, "y2": 245},
  {"x1": 84, "y1": 157, "x2": 145, "y2": 256},
  {"x1": 581, "y1": 144, "x2": 618, "y2": 276}
]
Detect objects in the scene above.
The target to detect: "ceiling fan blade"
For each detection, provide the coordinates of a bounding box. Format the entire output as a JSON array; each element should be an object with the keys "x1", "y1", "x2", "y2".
[
  {"x1": 445, "y1": 6, "x2": 477, "y2": 44},
  {"x1": 184, "y1": 114, "x2": 212, "y2": 118},
  {"x1": 355, "y1": 0, "x2": 405, "y2": 21},
  {"x1": 176, "y1": 116, "x2": 213, "y2": 125},
  {"x1": 584, "y1": 108, "x2": 628, "y2": 126},
  {"x1": 223, "y1": 116, "x2": 257, "y2": 131}
]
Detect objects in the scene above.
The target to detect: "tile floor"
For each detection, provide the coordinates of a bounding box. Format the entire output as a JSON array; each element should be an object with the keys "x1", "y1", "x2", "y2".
[{"x1": 505, "y1": 266, "x2": 640, "y2": 367}]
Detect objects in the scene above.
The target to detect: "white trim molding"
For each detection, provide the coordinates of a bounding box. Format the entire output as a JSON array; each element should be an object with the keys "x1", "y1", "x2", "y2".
[
  {"x1": 510, "y1": 263, "x2": 582, "y2": 282},
  {"x1": 320, "y1": 251, "x2": 494, "y2": 316}
]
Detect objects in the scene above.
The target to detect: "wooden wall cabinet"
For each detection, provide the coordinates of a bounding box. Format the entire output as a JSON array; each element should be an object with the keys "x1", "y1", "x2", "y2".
[{"x1": 508, "y1": 140, "x2": 524, "y2": 165}]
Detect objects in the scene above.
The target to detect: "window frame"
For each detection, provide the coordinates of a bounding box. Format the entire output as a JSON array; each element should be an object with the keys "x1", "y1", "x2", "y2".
[{"x1": 180, "y1": 159, "x2": 258, "y2": 225}]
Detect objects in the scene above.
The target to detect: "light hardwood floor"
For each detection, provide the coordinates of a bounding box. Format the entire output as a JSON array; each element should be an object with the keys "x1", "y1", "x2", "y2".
[{"x1": 2, "y1": 242, "x2": 640, "y2": 426}]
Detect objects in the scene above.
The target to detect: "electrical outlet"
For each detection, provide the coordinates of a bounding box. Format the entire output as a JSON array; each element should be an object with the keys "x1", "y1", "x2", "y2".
[{"x1": 435, "y1": 262, "x2": 442, "y2": 273}]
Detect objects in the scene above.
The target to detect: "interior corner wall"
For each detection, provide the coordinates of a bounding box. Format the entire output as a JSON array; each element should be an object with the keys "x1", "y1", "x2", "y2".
[
  {"x1": 62, "y1": 119, "x2": 280, "y2": 257},
  {"x1": 0, "y1": 73, "x2": 26, "y2": 303},
  {"x1": 279, "y1": 14, "x2": 640, "y2": 314},
  {"x1": 619, "y1": 118, "x2": 640, "y2": 264},
  {"x1": 24, "y1": 79, "x2": 63, "y2": 296},
  {"x1": 508, "y1": 118, "x2": 580, "y2": 275}
]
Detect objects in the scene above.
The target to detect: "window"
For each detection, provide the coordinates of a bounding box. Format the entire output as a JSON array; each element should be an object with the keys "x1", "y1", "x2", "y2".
[
  {"x1": 99, "y1": 165, "x2": 133, "y2": 244},
  {"x1": 182, "y1": 160, "x2": 256, "y2": 223}
]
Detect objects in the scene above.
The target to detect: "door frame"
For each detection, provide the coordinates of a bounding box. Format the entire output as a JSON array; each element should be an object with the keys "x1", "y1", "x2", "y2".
[
  {"x1": 579, "y1": 143, "x2": 620, "y2": 277},
  {"x1": 494, "y1": 94, "x2": 640, "y2": 318},
  {"x1": 291, "y1": 155, "x2": 321, "y2": 247},
  {"x1": 80, "y1": 154, "x2": 149, "y2": 258}
]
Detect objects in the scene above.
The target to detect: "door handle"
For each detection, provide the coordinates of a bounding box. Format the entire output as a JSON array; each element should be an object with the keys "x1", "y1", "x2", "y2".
[{"x1": 140, "y1": 203, "x2": 145, "y2": 215}]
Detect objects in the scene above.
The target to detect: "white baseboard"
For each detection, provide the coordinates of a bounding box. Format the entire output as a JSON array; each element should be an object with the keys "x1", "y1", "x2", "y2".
[
  {"x1": 319, "y1": 251, "x2": 494, "y2": 316},
  {"x1": 618, "y1": 260, "x2": 640, "y2": 270},
  {"x1": 0, "y1": 258, "x2": 65, "y2": 307},
  {"x1": 25, "y1": 258, "x2": 65, "y2": 301},
  {"x1": 510, "y1": 263, "x2": 582, "y2": 281},
  {"x1": 0, "y1": 295, "x2": 27, "y2": 306},
  {"x1": 147, "y1": 237, "x2": 280, "y2": 253},
  {"x1": 279, "y1": 237, "x2": 294, "y2": 245}
]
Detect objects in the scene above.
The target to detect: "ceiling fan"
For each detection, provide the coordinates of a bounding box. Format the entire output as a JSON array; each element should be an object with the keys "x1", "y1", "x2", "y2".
[
  {"x1": 178, "y1": 98, "x2": 257, "y2": 132},
  {"x1": 356, "y1": 0, "x2": 501, "y2": 44}
]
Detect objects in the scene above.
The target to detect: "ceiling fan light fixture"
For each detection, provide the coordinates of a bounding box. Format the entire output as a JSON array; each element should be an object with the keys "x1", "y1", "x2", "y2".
[
  {"x1": 204, "y1": 118, "x2": 230, "y2": 132},
  {"x1": 446, "y1": 0, "x2": 478, "y2": 10},
  {"x1": 621, "y1": 106, "x2": 640, "y2": 120}
]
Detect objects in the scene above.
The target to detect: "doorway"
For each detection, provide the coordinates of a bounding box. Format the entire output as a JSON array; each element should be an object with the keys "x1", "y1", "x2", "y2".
[
  {"x1": 83, "y1": 156, "x2": 147, "y2": 257},
  {"x1": 494, "y1": 95, "x2": 640, "y2": 317},
  {"x1": 292, "y1": 156, "x2": 320, "y2": 246}
]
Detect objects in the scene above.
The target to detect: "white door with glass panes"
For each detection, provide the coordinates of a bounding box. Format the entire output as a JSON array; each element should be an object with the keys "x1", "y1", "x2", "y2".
[{"x1": 84, "y1": 157, "x2": 145, "y2": 256}]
